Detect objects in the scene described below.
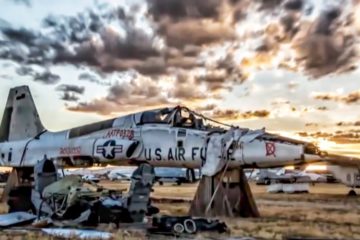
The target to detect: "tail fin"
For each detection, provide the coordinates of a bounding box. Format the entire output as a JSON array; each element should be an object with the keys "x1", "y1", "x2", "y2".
[{"x1": 0, "y1": 86, "x2": 45, "y2": 142}]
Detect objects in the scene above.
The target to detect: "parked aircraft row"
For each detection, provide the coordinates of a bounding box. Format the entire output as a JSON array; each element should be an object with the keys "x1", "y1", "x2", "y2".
[{"x1": 61, "y1": 166, "x2": 200, "y2": 185}]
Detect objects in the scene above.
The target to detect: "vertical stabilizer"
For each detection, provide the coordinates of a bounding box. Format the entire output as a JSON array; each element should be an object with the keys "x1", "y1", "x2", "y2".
[{"x1": 0, "y1": 86, "x2": 45, "y2": 142}]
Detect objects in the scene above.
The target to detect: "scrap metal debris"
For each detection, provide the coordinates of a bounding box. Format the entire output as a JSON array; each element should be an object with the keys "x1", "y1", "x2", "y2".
[
  {"x1": 7, "y1": 160, "x2": 158, "y2": 228},
  {"x1": 0, "y1": 160, "x2": 229, "y2": 238},
  {"x1": 31, "y1": 160, "x2": 157, "y2": 226},
  {"x1": 42, "y1": 228, "x2": 112, "y2": 239},
  {"x1": 150, "y1": 215, "x2": 229, "y2": 235},
  {"x1": 0, "y1": 212, "x2": 36, "y2": 227}
]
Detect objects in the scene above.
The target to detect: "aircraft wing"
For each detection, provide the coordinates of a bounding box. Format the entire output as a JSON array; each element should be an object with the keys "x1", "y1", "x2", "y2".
[
  {"x1": 318, "y1": 154, "x2": 360, "y2": 167},
  {"x1": 302, "y1": 152, "x2": 360, "y2": 167}
]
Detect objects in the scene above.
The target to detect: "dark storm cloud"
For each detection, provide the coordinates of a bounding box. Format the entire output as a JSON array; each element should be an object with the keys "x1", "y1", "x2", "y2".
[
  {"x1": 33, "y1": 71, "x2": 60, "y2": 84},
  {"x1": 56, "y1": 84, "x2": 85, "y2": 94},
  {"x1": 0, "y1": 4, "x2": 164, "y2": 76}
]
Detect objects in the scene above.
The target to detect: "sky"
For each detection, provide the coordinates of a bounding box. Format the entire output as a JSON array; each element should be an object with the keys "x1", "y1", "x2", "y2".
[{"x1": 1, "y1": 0, "x2": 360, "y2": 156}]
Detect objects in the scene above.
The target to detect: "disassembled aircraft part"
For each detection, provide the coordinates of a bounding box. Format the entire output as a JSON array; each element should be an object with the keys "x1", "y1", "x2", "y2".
[
  {"x1": 150, "y1": 215, "x2": 228, "y2": 235},
  {"x1": 42, "y1": 228, "x2": 112, "y2": 240},
  {"x1": 125, "y1": 163, "x2": 157, "y2": 222},
  {"x1": 0, "y1": 212, "x2": 36, "y2": 228},
  {"x1": 7, "y1": 159, "x2": 158, "y2": 226}
]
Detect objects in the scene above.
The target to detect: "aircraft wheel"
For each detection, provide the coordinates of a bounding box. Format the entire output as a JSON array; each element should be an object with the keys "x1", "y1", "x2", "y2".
[
  {"x1": 184, "y1": 219, "x2": 197, "y2": 234},
  {"x1": 173, "y1": 223, "x2": 185, "y2": 234},
  {"x1": 348, "y1": 189, "x2": 357, "y2": 196}
]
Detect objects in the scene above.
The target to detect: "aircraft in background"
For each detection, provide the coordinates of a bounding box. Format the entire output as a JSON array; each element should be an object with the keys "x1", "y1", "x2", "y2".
[
  {"x1": 154, "y1": 167, "x2": 200, "y2": 185},
  {"x1": 107, "y1": 167, "x2": 134, "y2": 181},
  {"x1": 0, "y1": 85, "x2": 360, "y2": 195},
  {"x1": 255, "y1": 168, "x2": 327, "y2": 185}
]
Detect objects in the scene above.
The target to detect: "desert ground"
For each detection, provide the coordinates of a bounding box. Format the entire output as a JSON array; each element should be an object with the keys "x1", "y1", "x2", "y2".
[
  {"x1": 0, "y1": 181, "x2": 359, "y2": 239},
  {"x1": 96, "y1": 181, "x2": 360, "y2": 240}
]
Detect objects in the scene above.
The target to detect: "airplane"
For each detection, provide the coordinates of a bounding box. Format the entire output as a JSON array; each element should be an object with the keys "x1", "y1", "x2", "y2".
[
  {"x1": 255, "y1": 168, "x2": 327, "y2": 185},
  {"x1": 0, "y1": 85, "x2": 360, "y2": 197},
  {"x1": 107, "y1": 166, "x2": 135, "y2": 181}
]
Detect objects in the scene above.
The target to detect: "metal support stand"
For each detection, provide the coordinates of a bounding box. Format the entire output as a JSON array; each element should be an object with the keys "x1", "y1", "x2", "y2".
[
  {"x1": 1, "y1": 168, "x2": 19, "y2": 203},
  {"x1": 189, "y1": 168, "x2": 260, "y2": 218}
]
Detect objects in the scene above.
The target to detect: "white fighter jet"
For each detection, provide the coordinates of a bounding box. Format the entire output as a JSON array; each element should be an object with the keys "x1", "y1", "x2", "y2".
[{"x1": 0, "y1": 86, "x2": 360, "y2": 194}]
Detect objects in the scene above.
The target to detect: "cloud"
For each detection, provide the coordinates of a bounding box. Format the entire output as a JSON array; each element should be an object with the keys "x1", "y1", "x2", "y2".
[
  {"x1": 211, "y1": 109, "x2": 270, "y2": 120},
  {"x1": 158, "y1": 19, "x2": 235, "y2": 49},
  {"x1": 336, "y1": 121, "x2": 360, "y2": 127},
  {"x1": 313, "y1": 90, "x2": 360, "y2": 104},
  {"x1": 2, "y1": 0, "x2": 360, "y2": 84},
  {"x1": 2, "y1": 0, "x2": 360, "y2": 118},
  {"x1": 16, "y1": 66, "x2": 34, "y2": 76},
  {"x1": 68, "y1": 76, "x2": 171, "y2": 115},
  {"x1": 61, "y1": 92, "x2": 80, "y2": 102},
  {"x1": 78, "y1": 72, "x2": 111, "y2": 86},
  {"x1": 169, "y1": 73, "x2": 208, "y2": 101},
  {"x1": 56, "y1": 84, "x2": 85, "y2": 94},
  {"x1": 33, "y1": 71, "x2": 60, "y2": 84},
  {"x1": 8, "y1": 0, "x2": 31, "y2": 7},
  {"x1": 0, "y1": 4, "x2": 165, "y2": 75},
  {"x1": 317, "y1": 106, "x2": 328, "y2": 111},
  {"x1": 195, "y1": 104, "x2": 217, "y2": 112},
  {"x1": 305, "y1": 122, "x2": 319, "y2": 127},
  {"x1": 55, "y1": 84, "x2": 84, "y2": 102},
  {"x1": 147, "y1": 0, "x2": 221, "y2": 20},
  {"x1": 298, "y1": 130, "x2": 360, "y2": 144}
]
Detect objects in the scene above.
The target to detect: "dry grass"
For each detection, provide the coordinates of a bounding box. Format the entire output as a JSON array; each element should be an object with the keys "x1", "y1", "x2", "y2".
[{"x1": 149, "y1": 182, "x2": 360, "y2": 239}]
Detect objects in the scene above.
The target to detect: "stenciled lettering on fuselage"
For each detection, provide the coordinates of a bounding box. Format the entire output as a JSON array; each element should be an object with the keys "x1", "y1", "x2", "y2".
[
  {"x1": 143, "y1": 147, "x2": 207, "y2": 161},
  {"x1": 59, "y1": 147, "x2": 81, "y2": 155},
  {"x1": 104, "y1": 129, "x2": 134, "y2": 140},
  {"x1": 96, "y1": 140, "x2": 123, "y2": 159}
]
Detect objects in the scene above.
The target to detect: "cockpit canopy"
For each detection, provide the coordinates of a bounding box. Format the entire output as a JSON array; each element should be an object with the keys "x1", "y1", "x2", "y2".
[
  {"x1": 69, "y1": 106, "x2": 225, "y2": 139},
  {"x1": 134, "y1": 106, "x2": 206, "y2": 129}
]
